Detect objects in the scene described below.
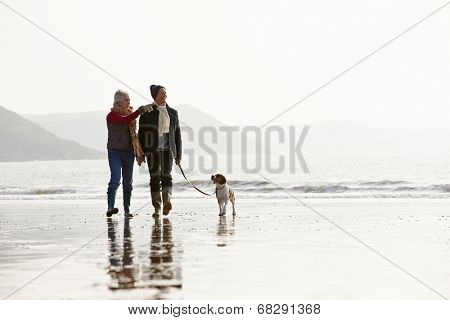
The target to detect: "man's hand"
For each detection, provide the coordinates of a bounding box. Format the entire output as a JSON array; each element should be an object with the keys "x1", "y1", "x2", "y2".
[{"x1": 175, "y1": 158, "x2": 181, "y2": 166}]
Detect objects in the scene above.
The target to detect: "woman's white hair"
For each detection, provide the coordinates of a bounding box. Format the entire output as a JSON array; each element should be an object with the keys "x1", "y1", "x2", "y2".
[{"x1": 113, "y1": 90, "x2": 129, "y2": 107}]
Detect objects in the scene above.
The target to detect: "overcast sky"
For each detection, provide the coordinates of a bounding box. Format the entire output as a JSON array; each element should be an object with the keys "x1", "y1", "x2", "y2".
[{"x1": 1, "y1": 0, "x2": 449, "y2": 129}]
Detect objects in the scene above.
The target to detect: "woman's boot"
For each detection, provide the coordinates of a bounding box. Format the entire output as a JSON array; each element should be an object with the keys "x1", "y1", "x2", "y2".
[
  {"x1": 123, "y1": 190, "x2": 133, "y2": 218},
  {"x1": 106, "y1": 187, "x2": 119, "y2": 217}
]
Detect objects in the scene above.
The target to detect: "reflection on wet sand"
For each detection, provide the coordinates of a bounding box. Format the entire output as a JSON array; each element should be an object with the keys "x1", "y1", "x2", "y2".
[
  {"x1": 107, "y1": 218, "x2": 137, "y2": 290},
  {"x1": 217, "y1": 216, "x2": 235, "y2": 247},
  {"x1": 145, "y1": 218, "x2": 182, "y2": 290},
  {"x1": 107, "y1": 217, "x2": 182, "y2": 295}
]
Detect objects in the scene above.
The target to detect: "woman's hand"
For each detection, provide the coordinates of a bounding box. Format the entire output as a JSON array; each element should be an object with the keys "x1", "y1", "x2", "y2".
[
  {"x1": 137, "y1": 155, "x2": 146, "y2": 166},
  {"x1": 175, "y1": 159, "x2": 181, "y2": 166},
  {"x1": 138, "y1": 104, "x2": 153, "y2": 114}
]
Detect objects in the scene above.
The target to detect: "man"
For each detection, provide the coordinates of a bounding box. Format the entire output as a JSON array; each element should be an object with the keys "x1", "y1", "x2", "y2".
[{"x1": 138, "y1": 85, "x2": 182, "y2": 217}]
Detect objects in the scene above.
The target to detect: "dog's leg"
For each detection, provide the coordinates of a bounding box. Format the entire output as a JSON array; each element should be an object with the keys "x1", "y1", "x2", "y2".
[
  {"x1": 218, "y1": 200, "x2": 224, "y2": 216},
  {"x1": 231, "y1": 196, "x2": 236, "y2": 215},
  {"x1": 229, "y1": 189, "x2": 236, "y2": 215},
  {"x1": 222, "y1": 199, "x2": 228, "y2": 216}
]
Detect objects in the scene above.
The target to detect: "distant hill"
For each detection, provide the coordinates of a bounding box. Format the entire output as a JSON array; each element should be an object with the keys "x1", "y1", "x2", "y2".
[
  {"x1": 297, "y1": 121, "x2": 450, "y2": 157},
  {"x1": 22, "y1": 106, "x2": 450, "y2": 158},
  {"x1": 23, "y1": 110, "x2": 108, "y2": 152},
  {"x1": 0, "y1": 105, "x2": 104, "y2": 162}
]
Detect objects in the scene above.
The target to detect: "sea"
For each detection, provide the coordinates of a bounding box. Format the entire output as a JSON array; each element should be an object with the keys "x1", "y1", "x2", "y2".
[{"x1": 1, "y1": 152, "x2": 449, "y2": 201}]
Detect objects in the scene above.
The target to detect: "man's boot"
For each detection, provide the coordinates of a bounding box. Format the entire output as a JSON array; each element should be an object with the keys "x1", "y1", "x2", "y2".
[
  {"x1": 151, "y1": 191, "x2": 162, "y2": 217},
  {"x1": 162, "y1": 187, "x2": 172, "y2": 215}
]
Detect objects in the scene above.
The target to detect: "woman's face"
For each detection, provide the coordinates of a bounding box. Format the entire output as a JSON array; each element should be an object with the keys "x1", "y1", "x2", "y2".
[
  {"x1": 119, "y1": 95, "x2": 130, "y2": 109},
  {"x1": 155, "y1": 88, "x2": 167, "y2": 105}
]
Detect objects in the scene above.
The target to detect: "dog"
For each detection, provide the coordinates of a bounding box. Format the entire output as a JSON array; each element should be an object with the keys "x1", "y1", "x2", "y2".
[{"x1": 211, "y1": 174, "x2": 236, "y2": 216}]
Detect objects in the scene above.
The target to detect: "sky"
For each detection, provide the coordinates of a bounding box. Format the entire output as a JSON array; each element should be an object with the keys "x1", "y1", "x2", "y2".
[{"x1": 0, "y1": 0, "x2": 449, "y2": 129}]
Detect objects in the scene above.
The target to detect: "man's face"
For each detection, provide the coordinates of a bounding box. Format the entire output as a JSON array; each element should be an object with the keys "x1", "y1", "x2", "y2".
[{"x1": 155, "y1": 88, "x2": 167, "y2": 105}]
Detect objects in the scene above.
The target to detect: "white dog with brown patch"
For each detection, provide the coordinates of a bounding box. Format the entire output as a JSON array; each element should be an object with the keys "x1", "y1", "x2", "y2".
[{"x1": 211, "y1": 174, "x2": 236, "y2": 216}]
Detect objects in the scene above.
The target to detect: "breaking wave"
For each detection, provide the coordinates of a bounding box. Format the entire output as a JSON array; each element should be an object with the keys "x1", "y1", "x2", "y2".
[{"x1": 1, "y1": 180, "x2": 449, "y2": 200}]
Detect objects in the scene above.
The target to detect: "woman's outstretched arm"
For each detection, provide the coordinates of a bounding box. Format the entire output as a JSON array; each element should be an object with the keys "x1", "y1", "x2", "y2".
[
  {"x1": 107, "y1": 105, "x2": 152, "y2": 124},
  {"x1": 106, "y1": 109, "x2": 141, "y2": 124}
]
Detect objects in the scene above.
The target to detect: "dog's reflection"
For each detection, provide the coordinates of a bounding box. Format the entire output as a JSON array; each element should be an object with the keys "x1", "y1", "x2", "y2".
[
  {"x1": 107, "y1": 217, "x2": 137, "y2": 290},
  {"x1": 217, "y1": 215, "x2": 236, "y2": 247}
]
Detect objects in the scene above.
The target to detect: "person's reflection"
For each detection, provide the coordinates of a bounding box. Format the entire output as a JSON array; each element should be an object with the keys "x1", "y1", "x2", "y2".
[
  {"x1": 107, "y1": 217, "x2": 182, "y2": 294},
  {"x1": 217, "y1": 215, "x2": 236, "y2": 247},
  {"x1": 146, "y1": 217, "x2": 182, "y2": 290},
  {"x1": 107, "y1": 217, "x2": 137, "y2": 290}
]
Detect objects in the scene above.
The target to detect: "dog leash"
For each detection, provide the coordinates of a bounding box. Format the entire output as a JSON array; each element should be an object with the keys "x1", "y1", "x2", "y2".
[{"x1": 177, "y1": 163, "x2": 216, "y2": 196}]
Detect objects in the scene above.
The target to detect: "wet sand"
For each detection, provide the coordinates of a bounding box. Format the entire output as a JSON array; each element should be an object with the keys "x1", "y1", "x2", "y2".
[{"x1": 0, "y1": 198, "x2": 449, "y2": 299}]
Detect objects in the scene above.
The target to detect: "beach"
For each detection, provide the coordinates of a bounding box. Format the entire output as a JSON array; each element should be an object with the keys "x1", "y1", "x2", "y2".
[{"x1": 1, "y1": 197, "x2": 449, "y2": 300}]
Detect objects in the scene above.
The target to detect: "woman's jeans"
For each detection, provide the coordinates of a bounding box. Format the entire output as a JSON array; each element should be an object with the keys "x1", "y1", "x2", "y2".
[
  {"x1": 107, "y1": 148, "x2": 135, "y2": 213},
  {"x1": 146, "y1": 150, "x2": 173, "y2": 210}
]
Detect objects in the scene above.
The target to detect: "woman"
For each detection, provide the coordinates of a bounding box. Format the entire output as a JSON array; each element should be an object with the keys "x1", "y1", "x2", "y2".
[
  {"x1": 106, "y1": 90, "x2": 152, "y2": 218},
  {"x1": 138, "y1": 85, "x2": 182, "y2": 218}
]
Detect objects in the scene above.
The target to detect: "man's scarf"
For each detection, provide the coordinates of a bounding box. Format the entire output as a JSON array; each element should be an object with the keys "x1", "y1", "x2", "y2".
[
  {"x1": 155, "y1": 103, "x2": 170, "y2": 136},
  {"x1": 110, "y1": 104, "x2": 146, "y2": 165}
]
